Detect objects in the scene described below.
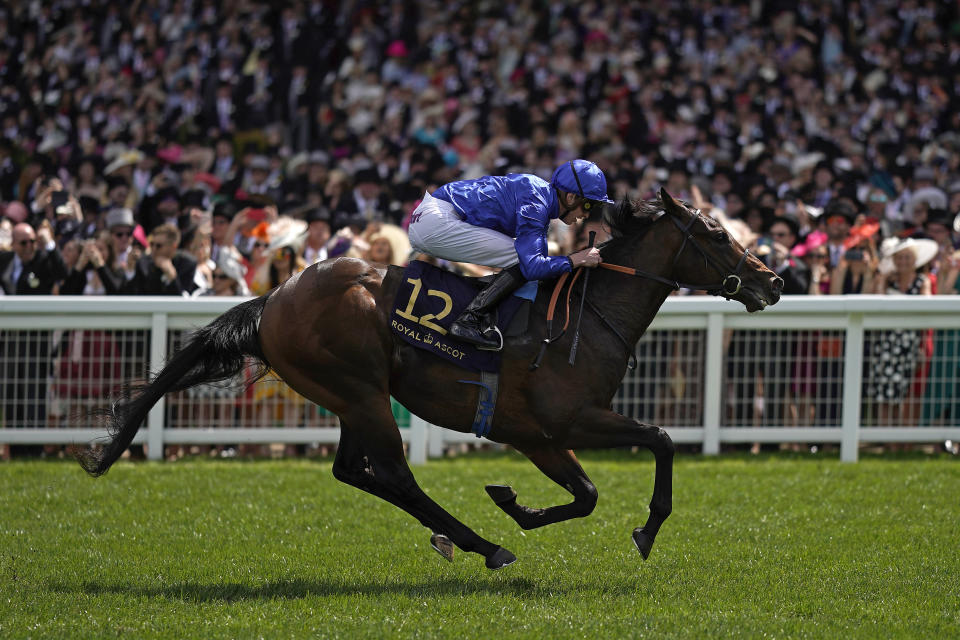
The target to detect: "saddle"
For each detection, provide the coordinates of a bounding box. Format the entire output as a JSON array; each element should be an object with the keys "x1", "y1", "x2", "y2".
[{"x1": 390, "y1": 260, "x2": 537, "y2": 373}]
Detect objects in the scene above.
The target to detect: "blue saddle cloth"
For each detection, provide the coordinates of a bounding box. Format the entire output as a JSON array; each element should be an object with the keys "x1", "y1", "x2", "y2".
[{"x1": 390, "y1": 260, "x2": 536, "y2": 372}]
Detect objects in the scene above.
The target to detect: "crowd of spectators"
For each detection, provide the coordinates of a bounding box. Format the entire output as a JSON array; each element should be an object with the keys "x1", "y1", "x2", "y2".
[
  {"x1": 1, "y1": 0, "x2": 960, "y2": 454},
  {"x1": 0, "y1": 1, "x2": 959, "y2": 296}
]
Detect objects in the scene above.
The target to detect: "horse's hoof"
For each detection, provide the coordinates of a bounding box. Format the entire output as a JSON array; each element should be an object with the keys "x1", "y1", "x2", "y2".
[
  {"x1": 632, "y1": 527, "x2": 654, "y2": 560},
  {"x1": 485, "y1": 484, "x2": 517, "y2": 505},
  {"x1": 430, "y1": 534, "x2": 455, "y2": 562},
  {"x1": 485, "y1": 547, "x2": 517, "y2": 570}
]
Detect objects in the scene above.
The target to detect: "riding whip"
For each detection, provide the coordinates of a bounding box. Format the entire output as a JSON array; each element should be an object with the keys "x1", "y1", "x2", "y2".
[{"x1": 568, "y1": 230, "x2": 596, "y2": 366}]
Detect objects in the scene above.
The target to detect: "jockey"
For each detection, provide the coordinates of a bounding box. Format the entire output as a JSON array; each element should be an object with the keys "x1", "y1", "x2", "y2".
[{"x1": 407, "y1": 159, "x2": 613, "y2": 351}]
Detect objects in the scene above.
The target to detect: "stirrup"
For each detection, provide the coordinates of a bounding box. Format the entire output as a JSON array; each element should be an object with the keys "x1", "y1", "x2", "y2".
[{"x1": 477, "y1": 326, "x2": 503, "y2": 352}]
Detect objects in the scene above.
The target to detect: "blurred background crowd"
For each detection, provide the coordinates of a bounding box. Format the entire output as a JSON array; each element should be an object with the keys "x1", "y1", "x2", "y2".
[
  {"x1": 2, "y1": 0, "x2": 960, "y2": 457},
  {"x1": 0, "y1": 0, "x2": 959, "y2": 300}
]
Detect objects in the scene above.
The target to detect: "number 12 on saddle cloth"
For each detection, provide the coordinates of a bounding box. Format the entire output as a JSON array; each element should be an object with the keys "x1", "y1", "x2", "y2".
[{"x1": 390, "y1": 260, "x2": 536, "y2": 372}]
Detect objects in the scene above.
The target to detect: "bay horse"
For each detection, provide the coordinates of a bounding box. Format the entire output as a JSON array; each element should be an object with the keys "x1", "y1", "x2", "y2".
[{"x1": 73, "y1": 189, "x2": 782, "y2": 570}]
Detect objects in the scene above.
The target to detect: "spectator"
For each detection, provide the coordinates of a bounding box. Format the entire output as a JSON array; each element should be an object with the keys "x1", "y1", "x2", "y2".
[
  {"x1": 200, "y1": 250, "x2": 250, "y2": 297},
  {"x1": 60, "y1": 232, "x2": 124, "y2": 295},
  {"x1": 867, "y1": 238, "x2": 937, "y2": 425},
  {"x1": 298, "y1": 207, "x2": 331, "y2": 265},
  {"x1": 104, "y1": 207, "x2": 140, "y2": 281},
  {"x1": 0, "y1": 222, "x2": 66, "y2": 295},
  {"x1": 124, "y1": 223, "x2": 197, "y2": 296},
  {"x1": 763, "y1": 216, "x2": 809, "y2": 295}
]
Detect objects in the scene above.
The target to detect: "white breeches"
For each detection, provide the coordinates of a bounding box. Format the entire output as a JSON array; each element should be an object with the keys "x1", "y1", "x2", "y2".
[{"x1": 407, "y1": 192, "x2": 519, "y2": 268}]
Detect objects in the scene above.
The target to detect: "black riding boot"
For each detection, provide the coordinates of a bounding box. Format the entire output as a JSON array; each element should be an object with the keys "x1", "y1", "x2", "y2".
[{"x1": 449, "y1": 265, "x2": 525, "y2": 351}]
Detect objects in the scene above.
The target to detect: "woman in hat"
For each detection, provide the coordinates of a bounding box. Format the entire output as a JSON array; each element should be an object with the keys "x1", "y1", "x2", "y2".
[{"x1": 866, "y1": 237, "x2": 936, "y2": 426}]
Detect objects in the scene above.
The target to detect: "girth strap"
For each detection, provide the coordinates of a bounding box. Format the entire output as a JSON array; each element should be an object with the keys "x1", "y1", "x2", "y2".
[{"x1": 456, "y1": 371, "x2": 499, "y2": 438}]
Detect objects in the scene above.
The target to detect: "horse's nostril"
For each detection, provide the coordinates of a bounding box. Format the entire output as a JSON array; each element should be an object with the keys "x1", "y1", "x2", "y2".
[{"x1": 772, "y1": 276, "x2": 784, "y2": 292}]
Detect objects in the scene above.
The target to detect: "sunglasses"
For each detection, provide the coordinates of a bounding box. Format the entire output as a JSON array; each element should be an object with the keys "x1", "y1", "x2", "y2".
[
  {"x1": 113, "y1": 230, "x2": 132, "y2": 238},
  {"x1": 18, "y1": 238, "x2": 37, "y2": 246},
  {"x1": 213, "y1": 273, "x2": 231, "y2": 280}
]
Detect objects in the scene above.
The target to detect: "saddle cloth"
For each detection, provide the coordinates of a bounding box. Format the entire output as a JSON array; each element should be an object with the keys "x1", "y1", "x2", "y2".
[{"x1": 390, "y1": 260, "x2": 536, "y2": 372}]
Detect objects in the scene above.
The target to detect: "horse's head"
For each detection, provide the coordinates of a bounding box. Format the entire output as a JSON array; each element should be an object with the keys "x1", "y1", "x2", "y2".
[{"x1": 603, "y1": 188, "x2": 782, "y2": 312}]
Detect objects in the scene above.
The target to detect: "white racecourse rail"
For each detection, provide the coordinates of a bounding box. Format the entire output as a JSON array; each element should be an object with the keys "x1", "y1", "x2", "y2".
[{"x1": 1, "y1": 295, "x2": 959, "y2": 463}]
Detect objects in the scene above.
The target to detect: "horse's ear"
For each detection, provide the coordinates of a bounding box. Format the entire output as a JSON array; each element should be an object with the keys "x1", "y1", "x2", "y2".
[{"x1": 659, "y1": 187, "x2": 678, "y2": 212}]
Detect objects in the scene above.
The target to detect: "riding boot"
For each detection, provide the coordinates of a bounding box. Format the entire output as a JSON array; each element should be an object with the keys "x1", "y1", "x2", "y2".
[{"x1": 450, "y1": 265, "x2": 525, "y2": 351}]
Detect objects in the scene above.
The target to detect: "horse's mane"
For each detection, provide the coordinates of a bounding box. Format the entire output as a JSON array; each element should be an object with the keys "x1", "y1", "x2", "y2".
[{"x1": 602, "y1": 197, "x2": 663, "y2": 240}]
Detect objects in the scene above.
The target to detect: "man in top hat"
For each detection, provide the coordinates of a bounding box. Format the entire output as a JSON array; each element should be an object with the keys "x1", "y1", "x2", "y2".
[
  {"x1": 301, "y1": 207, "x2": 332, "y2": 265},
  {"x1": 351, "y1": 166, "x2": 391, "y2": 224},
  {"x1": 105, "y1": 207, "x2": 138, "y2": 280}
]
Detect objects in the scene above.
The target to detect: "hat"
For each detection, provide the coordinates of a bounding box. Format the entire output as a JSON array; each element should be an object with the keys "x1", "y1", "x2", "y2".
[
  {"x1": 266, "y1": 220, "x2": 307, "y2": 252},
  {"x1": 386, "y1": 40, "x2": 409, "y2": 57},
  {"x1": 103, "y1": 149, "x2": 145, "y2": 175},
  {"x1": 790, "y1": 230, "x2": 827, "y2": 258},
  {"x1": 766, "y1": 215, "x2": 799, "y2": 240},
  {"x1": 249, "y1": 155, "x2": 271, "y2": 171},
  {"x1": 193, "y1": 172, "x2": 222, "y2": 193},
  {"x1": 3, "y1": 200, "x2": 28, "y2": 224},
  {"x1": 77, "y1": 195, "x2": 100, "y2": 216},
  {"x1": 365, "y1": 223, "x2": 411, "y2": 266},
  {"x1": 843, "y1": 218, "x2": 882, "y2": 249},
  {"x1": 354, "y1": 167, "x2": 379, "y2": 185},
  {"x1": 823, "y1": 200, "x2": 855, "y2": 225},
  {"x1": 924, "y1": 209, "x2": 954, "y2": 230},
  {"x1": 308, "y1": 150, "x2": 330, "y2": 166},
  {"x1": 305, "y1": 207, "x2": 331, "y2": 224},
  {"x1": 212, "y1": 201, "x2": 237, "y2": 221},
  {"x1": 904, "y1": 187, "x2": 948, "y2": 221},
  {"x1": 105, "y1": 207, "x2": 135, "y2": 229},
  {"x1": 215, "y1": 249, "x2": 247, "y2": 284},
  {"x1": 156, "y1": 145, "x2": 183, "y2": 164},
  {"x1": 286, "y1": 152, "x2": 308, "y2": 175},
  {"x1": 913, "y1": 166, "x2": 936, "y2": 183},
  {"x1": 878, "y1": 237, "x2": 939, "y2": 274}
]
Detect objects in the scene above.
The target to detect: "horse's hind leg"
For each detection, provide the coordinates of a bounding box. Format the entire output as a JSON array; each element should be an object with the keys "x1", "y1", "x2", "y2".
[
  {"x1": 561, "y1": 409, "x2": 675, "y2": 560},
  {"x1": 486, "y1": 446, "x2": 598, "y2": 530},
  {"x1": 336, "y1": 401, "x2": 516, "y2": 569}
]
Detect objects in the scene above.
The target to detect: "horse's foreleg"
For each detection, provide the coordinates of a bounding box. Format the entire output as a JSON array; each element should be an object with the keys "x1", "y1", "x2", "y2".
[
  {"x1": 486, "y1": 446, "x2": 597, "y2": 530},
  {"x1": 561, "y1": 409, "x2": 675, "y2": 560},
  {"x1": 336, "y1": 405, "x2": 515, "y2": 569}
]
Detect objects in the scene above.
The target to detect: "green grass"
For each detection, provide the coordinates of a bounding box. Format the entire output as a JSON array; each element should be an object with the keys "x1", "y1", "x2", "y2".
[{"x1": 1, "y1": 451, "x2": 958, "y2": 639}]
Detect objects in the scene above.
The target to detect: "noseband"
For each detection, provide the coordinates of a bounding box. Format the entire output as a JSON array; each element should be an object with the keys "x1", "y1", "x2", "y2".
[{"x1": 599, "y1": 208, "x2": 750, "y2": 299}]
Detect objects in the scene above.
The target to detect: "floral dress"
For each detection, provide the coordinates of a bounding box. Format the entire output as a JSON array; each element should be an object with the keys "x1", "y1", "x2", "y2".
[{"x1": 866, "y1": 274, "x2": 924, "y2": 402}]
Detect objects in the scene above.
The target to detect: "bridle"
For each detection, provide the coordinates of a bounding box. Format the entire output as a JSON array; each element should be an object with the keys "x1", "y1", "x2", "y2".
[
  {"x1": 599, "y1": 207, "x2": 750, "y2": 300},
  {"x1": 531, "y1": 206, "x2": 753, "y2": 371}
]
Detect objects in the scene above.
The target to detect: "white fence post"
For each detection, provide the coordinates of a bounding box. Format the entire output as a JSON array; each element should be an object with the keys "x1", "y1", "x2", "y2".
[
  {"x1": 147, "y1": 312, "x2": 168, "y2": 461},
  {"x1": 408, "y1": 414, "x2": 428, "y2": 464},
  {"x1": 702, "y1": 311, "x2": 725, "y2": 455},
  {"x1": 840, "y1": 313, "x2": 864, "y2": 462}
]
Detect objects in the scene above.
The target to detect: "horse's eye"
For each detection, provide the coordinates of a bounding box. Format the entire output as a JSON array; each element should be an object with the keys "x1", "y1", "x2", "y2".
[{"x1": 715, "y1": 231, "x2": 729, "y2": 242}]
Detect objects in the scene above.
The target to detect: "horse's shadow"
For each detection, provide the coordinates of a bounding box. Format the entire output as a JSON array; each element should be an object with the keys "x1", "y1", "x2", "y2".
[{"x1": 52, "y1": 575, "x2": 611, "y2": 602}]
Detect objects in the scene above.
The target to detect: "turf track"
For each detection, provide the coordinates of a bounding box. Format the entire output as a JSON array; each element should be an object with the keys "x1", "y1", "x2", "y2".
[{"x1": 1, "y1": 451, "x2": 957, "y2": 639}]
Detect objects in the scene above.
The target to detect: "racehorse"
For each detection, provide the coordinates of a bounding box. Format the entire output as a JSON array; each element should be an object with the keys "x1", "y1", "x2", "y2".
[{"x1": 73, "y1": 189, "x2": 782, "y2": 570}]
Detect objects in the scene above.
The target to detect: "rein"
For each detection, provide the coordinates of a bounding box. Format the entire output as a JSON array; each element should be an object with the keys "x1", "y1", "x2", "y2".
[{"x1": 529, "y1": 208, "x2": 751, "y2": 371}]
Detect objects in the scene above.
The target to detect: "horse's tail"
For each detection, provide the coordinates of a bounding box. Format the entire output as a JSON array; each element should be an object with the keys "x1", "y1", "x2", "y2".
[{"x1": 72, "y1": 295, "x2": 272, "y2": 476}]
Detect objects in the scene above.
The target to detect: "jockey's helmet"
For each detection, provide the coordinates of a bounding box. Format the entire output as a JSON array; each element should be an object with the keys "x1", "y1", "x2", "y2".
[{"x1": 550, "y1": 159, "x2": 615, "y2": 208}]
